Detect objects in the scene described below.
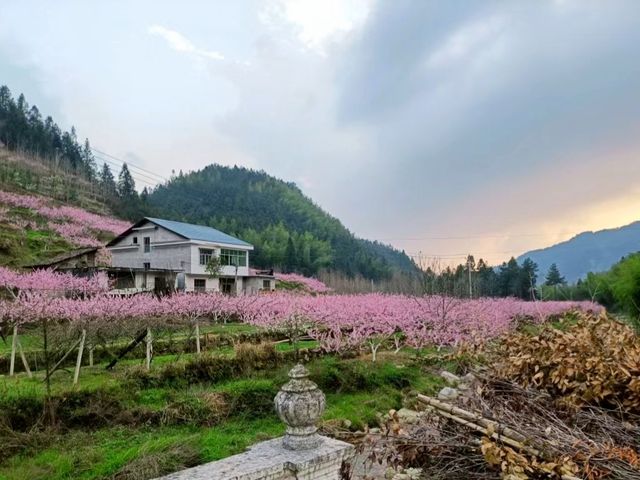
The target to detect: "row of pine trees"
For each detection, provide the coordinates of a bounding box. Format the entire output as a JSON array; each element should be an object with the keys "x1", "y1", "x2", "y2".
[
  {"x1": 421, "y1": 255, "x2": 566, "y2": 299},
  {"x1": 0, "y1": 85, "x2": 143, "y2": 215}
]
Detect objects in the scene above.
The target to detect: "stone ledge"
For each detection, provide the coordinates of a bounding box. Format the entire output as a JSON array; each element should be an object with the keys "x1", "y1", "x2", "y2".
[{"x1": 155, "y1": 436, "x2": 354, "y2": 480}]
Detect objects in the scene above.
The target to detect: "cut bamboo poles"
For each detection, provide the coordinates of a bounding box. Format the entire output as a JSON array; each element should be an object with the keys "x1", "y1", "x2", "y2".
[{"x1": 416, "y1": 394, "x2": 581, "y2": 480}]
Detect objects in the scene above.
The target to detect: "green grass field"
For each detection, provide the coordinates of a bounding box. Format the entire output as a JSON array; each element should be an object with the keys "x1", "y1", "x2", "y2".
[{"x1": 0, "y1": 342, "x2": 446, "y2": 480}]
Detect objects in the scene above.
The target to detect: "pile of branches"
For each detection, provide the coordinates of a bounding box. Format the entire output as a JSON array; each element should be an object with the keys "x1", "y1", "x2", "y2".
[
  {"x1": 491, "y1": 313, "x2": 640, "y2": 414},
  {"x1": 363, "y1": 314, "x2": 640, "y2": 479},
  {"x1": 366, "y1": 376, "x2": 639, "y2": 479}
]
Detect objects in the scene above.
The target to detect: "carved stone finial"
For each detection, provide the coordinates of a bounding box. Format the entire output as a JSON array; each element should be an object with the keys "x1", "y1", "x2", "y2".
[{"x1": 274, "y1": 363, "x2": 326, "y2": 450}]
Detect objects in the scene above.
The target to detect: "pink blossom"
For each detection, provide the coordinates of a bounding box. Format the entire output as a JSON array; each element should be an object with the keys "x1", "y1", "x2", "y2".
[{"x1": 274, "y1": 273, "x2": 331, "y2": 294}]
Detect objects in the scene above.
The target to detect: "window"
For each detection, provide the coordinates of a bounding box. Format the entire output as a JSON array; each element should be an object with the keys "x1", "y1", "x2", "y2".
[
  {"x1": 133, "y1": 236, "x2": 138, "y2": 244},
  {"x1": 194, "y1": 279, "x2": 206, "y2": 293},
  {"x1": 220, "y1": 249, "x2": 247, "y2": 267},
  {"x1": 220, "y1": 278, "x2": 235, "y2": 294},
  {"x1": 199, "y1": 248, "x2": 214, "y2": 265},
  {"x1": 262, "y1": 280, "x2": 271, "y2": 290},
  {"x1": 143, "y1": 262, "x2": 150, "y2": 270},
  {"x1": 143, "y1": 237, "x2": 151, "y2": 253}
]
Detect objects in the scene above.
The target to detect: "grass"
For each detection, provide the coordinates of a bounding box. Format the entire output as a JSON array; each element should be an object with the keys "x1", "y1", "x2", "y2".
[
  {"x1": 0, "y1": 350, "x2": 446, "y2": 480},
  {"x1": 0, "y1": 419, "x2": 286, "y2": 480}
]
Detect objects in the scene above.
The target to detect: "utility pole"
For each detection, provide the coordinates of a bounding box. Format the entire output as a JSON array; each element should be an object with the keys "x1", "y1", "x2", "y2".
[{"x1": 467, "y1": 254, "x2": 473, "y2": 298}]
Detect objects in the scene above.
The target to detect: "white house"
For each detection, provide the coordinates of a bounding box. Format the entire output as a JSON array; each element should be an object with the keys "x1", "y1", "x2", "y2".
[{"x1": 106, "y1": 217, "x2": 275, "y2": 294}]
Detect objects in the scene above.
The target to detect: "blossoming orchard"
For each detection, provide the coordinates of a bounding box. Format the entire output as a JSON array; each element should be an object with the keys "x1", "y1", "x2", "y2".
[
  {"x1": 0, "y1": 190, "x2": 129, "y2": 247},
  {"x1": 0, "y1": 266, "x2": 601, "y2": 386}
]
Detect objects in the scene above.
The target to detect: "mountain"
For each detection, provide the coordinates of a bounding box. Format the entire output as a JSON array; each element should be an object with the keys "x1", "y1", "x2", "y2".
[
  {"x1": 517, "y1": 221, "x2": 640, "y2": 283},
  {"x1": 144, "y1": 165, "x2": 418, "y2": 280}
]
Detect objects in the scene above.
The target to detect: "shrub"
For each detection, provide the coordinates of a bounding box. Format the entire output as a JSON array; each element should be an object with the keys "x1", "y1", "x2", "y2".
[
  {"x1": 492, "y1": 314, "x2": 640, "y2": 414},
  {"x1": 161, "y1": 392, "x2": 228, "y2": 427},
  {"x1": 309, "y1": 357, "x2": 416, "y2": 393},
  {"x1": 234, "y1": 342, "x2": 280, "y2": 373},
  {"x1": 219, "y1": 379, "x2": 279, "y2": 417}
]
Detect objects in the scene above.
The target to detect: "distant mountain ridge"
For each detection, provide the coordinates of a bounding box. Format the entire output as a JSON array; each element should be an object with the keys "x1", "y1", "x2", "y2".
[{"x1": 517, "y1": 221, "x2": 640, "y2": 283}]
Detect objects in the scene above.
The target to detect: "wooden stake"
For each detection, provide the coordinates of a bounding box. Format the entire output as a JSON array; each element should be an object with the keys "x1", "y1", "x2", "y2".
[
  {"x1": 145, "y1": 328, "x2": 153, "y2": 370},
  {"x1": 73, "y1": 329, "x2": 86, "y2": 385},
  {"x1": 195, "y1": 320, "x2": 201, "y2": 355},
  {"x1": 17, "y1": 339, "x2": 32, "y2": 378},
  {"x1": 9, "y1": 325, "x2": 17, "y2": 376},
  {"x1": 43, "y1": 335, "x2": 83, "y2": 383}
]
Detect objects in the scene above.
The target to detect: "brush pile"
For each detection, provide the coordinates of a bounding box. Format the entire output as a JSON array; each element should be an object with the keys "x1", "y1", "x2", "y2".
[
  {"x1": 491, "y1": 313, "x2": 640, "y2": 414},
  {"x1": 364, "y1": 313, "x2": 640, "y2": 479}
]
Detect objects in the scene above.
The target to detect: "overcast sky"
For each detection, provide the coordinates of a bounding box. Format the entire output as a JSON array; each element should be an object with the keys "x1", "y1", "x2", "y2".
[{"x1": 2, "y1": 0, "x2": 640, "y2": 265}]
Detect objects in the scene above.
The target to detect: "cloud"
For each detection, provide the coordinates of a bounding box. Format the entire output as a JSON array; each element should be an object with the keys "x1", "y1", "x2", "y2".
[
  {"x1": 148, "y1": 24, "x2": 224, "y2": 61},
  {"x1": 259, "y1": 0, "x2": 370, "y2": 54},
  {"x1": 4, "y1": 1, "x2": 640, "y2": 266}
]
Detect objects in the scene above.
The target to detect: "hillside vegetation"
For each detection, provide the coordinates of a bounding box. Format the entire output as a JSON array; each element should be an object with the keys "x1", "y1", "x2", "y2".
[{"x1": 143, "y1": 166, "x2": 418, "y2": 280}]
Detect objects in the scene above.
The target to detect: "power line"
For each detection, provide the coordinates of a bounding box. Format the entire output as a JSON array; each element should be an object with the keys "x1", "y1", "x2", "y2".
[
  {"x1": 93, "y1": 154, "x2": 160, "y2": 187},
  {"x1": 91, "y1": 147, "x2": 168, "y2": 182}
]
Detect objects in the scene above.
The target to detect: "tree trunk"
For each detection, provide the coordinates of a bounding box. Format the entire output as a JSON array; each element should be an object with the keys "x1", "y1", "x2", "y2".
[{"x1": 73, "y1": 329, "x2": 86, "y2": 385}]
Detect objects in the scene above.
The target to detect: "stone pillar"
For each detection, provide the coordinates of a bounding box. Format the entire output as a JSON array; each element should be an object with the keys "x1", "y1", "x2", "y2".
[
  {"x1": 155, "y1": 364, "x2": 353, "y2": 480},
  {"x1": 274, "y1": 363, "x2": 326, "y2": 450}
]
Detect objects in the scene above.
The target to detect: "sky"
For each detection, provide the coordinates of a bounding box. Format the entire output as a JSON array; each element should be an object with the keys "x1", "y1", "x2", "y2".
[{"x1": 1, "y1": 0, "x2": 640, "y2": 266}]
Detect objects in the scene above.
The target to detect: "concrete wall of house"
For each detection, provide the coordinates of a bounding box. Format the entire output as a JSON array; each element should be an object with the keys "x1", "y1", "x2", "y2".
[
  {"x1": 109, "y1": 222, "x2": 191, "y2": 272},
  {"x1": 184, "y1": 274, "x2": 219, "y2": 292},
  {"x1": 244, "y1": 277, "x2": 275, "y2": 295}
]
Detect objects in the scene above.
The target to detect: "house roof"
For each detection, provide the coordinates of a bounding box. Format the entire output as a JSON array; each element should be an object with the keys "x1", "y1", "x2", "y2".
[
  {"x1": 23, "y1": 247, "x2": 99, "y2": 269},
  {"x1": 106, "y1": 217, "x2": 252, "y2": 248}
]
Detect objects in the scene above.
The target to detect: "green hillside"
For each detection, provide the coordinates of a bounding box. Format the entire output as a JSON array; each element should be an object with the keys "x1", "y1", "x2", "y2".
[{"x1": 144, "y1": 165, "x2": 417, "y2": 280}]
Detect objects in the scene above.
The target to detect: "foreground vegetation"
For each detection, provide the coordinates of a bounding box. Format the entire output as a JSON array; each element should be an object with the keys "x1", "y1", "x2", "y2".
[{"x1": 0, "y1": 343, "x2": 446, "y2": 480}]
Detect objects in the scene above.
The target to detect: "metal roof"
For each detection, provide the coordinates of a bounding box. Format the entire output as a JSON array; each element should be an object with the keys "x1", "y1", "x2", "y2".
[{"x1": 145, "y1": 217, "x2": 252, "y2": 247}]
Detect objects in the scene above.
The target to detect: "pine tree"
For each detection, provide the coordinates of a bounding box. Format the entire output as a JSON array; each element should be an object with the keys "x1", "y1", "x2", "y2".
[
  {"x1": 82, "y1": 139, "x2": 97, "y2": 180},
  {"x1": 520, "y1": 257, "x2": 539, "y2": 300},
  {"x1": 117, "y1": 163, "x2": 137, "y2": 198},
  {"x1": 545, "y1": 263, "x2": 566, "y2": 286},
  {"x1": 285, "y1": 236, "x2": 297, "y2": 273},
  {"x1": 100, "y1": 163, "x2": 117, "y2": 199}
]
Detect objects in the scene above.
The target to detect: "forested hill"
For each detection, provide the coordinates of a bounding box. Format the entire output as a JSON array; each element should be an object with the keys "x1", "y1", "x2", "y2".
[
  {"x1": 144, "y1": 165, "x2": 417, "y2": 280},
  {"x1": 517, "y1": 221, "x2": 640, "y2": 283}
]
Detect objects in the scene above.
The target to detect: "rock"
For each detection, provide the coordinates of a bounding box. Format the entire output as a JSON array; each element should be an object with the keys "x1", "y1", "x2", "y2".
[
  {"x1": 440, "y1": 370, "x2": 461, "y2": 385},
  {"x1": 369, "y1": 427, "x2": 381, "y2": 434},
  {"x1": 404, "y1": 468, "x2": 423, "y2": 480},
  {"x1": 385, "y1": 468, "x2": 397, "y2": 479},
  {"x1": 462, "y1": 373, "x2": 476, "y2": 384},
  {"x1": 397, "y1": 408, "x2": 421, "y2": 424},
  {"x1": 438, "y1": 386, "x2": 459, "y2": 401}
]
